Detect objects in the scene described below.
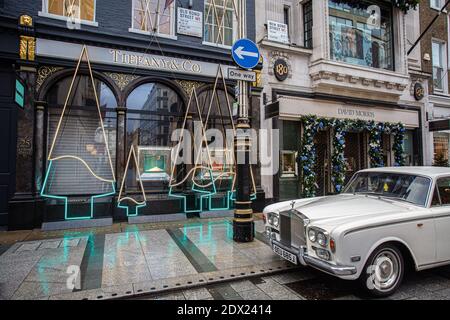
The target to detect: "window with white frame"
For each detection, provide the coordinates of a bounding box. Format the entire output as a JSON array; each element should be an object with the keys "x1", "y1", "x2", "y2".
[
  {"x1": 42, "y1": 0, "x2": 95, "y2": 22},
  {"x1": 204, "y1": 0, "x2": 237, "y2": 47},
  {"x1": 432, "y1": 41, "x2": 447, "y2": 92},
  {"x1": 131, "y1": 0, "x2": 175, "y2": 36},
  {"x1": 431, "y1": 0, "x2": 443, "y2": 10}
]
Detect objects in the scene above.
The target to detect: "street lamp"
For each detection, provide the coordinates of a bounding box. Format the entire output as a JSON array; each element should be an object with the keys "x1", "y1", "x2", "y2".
[{"x1": 233, "y1": 0, "x2": 254, "y2": 243}]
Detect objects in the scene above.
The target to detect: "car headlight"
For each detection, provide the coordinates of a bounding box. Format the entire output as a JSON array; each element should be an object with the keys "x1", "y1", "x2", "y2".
[
  {"x1": 317, "y1": 231, "x2": 328, "y2": 247},
  {"x1": 308, "y1": 229, "x2": 317, "y2": 242},
  {"x1": 267, "y1": 212, "x2": 279, "y2": 227}
]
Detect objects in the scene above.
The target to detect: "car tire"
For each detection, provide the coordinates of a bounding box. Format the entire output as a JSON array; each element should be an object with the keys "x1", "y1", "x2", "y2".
[{"x1": 359, "y1": 244, "x2": 404, "y2": 298}]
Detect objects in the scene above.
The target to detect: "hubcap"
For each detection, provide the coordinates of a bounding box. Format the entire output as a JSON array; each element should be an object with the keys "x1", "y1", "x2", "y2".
[{"x1": 368, "y1": 249, "x2": 401, "y2": 292}]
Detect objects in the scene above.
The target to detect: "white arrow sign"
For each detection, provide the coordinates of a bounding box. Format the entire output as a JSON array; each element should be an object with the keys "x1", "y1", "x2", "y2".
[{"x1": 234, "y1": 46, "x2": 259, "y2": 60}]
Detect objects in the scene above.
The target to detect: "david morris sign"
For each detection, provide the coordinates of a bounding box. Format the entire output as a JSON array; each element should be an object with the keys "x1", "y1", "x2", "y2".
[{"x1": 36, "y1": 38, "x2": 234, "y2": 78}]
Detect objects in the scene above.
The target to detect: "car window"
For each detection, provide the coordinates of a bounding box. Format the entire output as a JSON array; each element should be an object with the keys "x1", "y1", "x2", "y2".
[
  {"x1": 431, "y1": 186, "x2": 441, "y2": 207},
  {"x1": 344, "y1": 172, "x2": 431, "y2": 207},
  {"x1": 437, "y1": 177, "x2": 450, "y2": 206}
]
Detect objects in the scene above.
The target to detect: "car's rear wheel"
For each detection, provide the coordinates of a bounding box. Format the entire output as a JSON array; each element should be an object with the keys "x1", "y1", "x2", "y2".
[{"x1": 359, "y1": 244, "x2": 404, "y2": 297}]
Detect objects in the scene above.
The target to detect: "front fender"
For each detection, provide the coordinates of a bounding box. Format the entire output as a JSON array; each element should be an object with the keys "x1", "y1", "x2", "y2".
[{"x1": 340, "y1": 235, "x2": 419, "y2": 279}]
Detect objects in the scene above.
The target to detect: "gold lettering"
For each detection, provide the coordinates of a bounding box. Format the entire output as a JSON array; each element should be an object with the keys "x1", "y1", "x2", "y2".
[
  {"x1": 110, "y1": 49, "x2": 121, "y2": 63},
  {"x1": 192, "y1": 63, "x2": 201, "y2": 73}
]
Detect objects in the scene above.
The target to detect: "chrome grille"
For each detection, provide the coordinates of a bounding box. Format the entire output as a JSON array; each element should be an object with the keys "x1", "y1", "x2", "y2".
[
  {"x1": 291, "y1": 214, "x2": 306, "y2": 248},
  {"x1": 279, "y1": 213, "x2": 291, "y2": 247},
  {"x1": 279, "y1": 210, "x2": 306, "y2": 249}
]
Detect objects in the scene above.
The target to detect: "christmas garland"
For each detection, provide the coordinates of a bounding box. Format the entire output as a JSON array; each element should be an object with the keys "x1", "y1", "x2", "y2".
[
  {"x1": 299, "y1": 116, "x2": 406, "y2": 198},
  {"x1": 331, "y1": 119, "x2": 347, "y2": 193},
  {"x1": 299, "y1": 116, "x2": 321, "y2": 198},
  {"x1": 368, "y1": 121, "x2": 384, "y2": 168}
]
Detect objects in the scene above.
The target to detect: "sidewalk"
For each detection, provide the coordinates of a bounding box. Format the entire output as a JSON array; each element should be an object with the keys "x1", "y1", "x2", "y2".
[{"x1": 0, "y1": 217, "x2": 296, "y2": 300}]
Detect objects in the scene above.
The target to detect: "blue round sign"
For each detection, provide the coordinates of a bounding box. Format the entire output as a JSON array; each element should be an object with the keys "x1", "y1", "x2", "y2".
[{"x1": 231, "y1": 38, "x2": 260, "y2": 70}]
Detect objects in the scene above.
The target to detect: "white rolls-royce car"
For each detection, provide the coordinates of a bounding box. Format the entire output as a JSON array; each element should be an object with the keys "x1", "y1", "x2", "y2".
[{"x1": 264, "y1": 167, "x2": 450, "y2": 297}]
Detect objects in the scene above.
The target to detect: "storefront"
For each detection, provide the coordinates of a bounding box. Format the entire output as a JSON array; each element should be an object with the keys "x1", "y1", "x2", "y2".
[
  {"x1": 266, "y1": 92, "x2": 421, "y2": 202},
  {"x1": 6, "y1": 37, "x2": 263, "y2": 229},
  {"x1": 27, "y1": 40, "x2": 265, "y2": 228}
]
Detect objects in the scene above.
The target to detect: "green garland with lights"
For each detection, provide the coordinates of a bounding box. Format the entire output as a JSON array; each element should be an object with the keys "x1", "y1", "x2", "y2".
[{"x1": 299, "y1": 116, "x2": 406, "y2": 198}]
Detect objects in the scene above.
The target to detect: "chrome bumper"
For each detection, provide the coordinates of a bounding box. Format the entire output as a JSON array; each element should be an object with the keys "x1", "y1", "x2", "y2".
[{"x1": 271, "y1": 240, "x2": 357, "y2": 277}]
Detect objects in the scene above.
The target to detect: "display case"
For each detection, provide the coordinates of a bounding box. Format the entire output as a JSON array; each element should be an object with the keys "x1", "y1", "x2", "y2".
[
  {"x1": 137, "y1": 146, "x2": 171, "y2": 181},
  {"x1": 195, "y1": 148, "x2": 234, "y2": 180},
  {"x1": 281, "y1": 151, "x2": 298, "y2": 178}
]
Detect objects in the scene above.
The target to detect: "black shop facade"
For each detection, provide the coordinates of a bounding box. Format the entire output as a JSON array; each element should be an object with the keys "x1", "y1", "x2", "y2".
[{"x1": 8, "y1": 38, "x2": 264, "y2": 230}]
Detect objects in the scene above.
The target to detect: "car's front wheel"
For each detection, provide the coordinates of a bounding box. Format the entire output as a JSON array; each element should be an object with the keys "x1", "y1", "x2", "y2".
[{"x1": 359, "y1": 244, "x2": 404, "y2": 297}]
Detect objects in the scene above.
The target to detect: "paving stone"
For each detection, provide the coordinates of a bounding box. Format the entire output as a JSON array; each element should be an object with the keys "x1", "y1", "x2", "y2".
[
  {"x1": 38, "y1": 240, "x2": 62, "y2": 250},
  {"x1": 238, "y1": 288, "x2": 272, "y2": 300},
  {"x1": 101, "y1": 265, "x2": 153, "y2": 287},
  {"x1": 11, "y1": 281, "x2": 71, "y2": 300},
  {"x1": 183, "y1": 287, "x2": 213, "y2": 300},
  {"x1": 60, "y1": 238, "x2": 81, "y2": 248},
  {"x1": 15, "y1": 242, "x2": 42, "y2": 252},
  {"x1": 153, "y1": 293, "x2": 186, "y2": 300},
  {"x1": 229, "y1": 280, "x2": 257, "y2": 293}
]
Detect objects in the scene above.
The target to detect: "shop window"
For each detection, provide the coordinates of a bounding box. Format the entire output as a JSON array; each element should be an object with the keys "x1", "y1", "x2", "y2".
[
  {"x1": 437, "y1": 177, "x2": 450, "y2": 206},
  {"x1": 434, "y1": 133, "x2": 450, "y2": 162},
  {"x1": 46, "y1": 75, "x2": 117, "y2": 195},
  {"x1": 284, "y1": 5, "x2": 291, "y2": 42},
  {"x1": 431, "y1": 0, "x2": 443, "y2": 10},
  {"x1": 403, "y1": 130, "x2": 415, "y2": 166},
  {"x1": 204, "y1": 0, "x2": 237, "y2": 47},
  {"x1": 328, "y1": 0, "x2": 394, "y2": 71},
  {"x1": 126, "y1": 83, "x2": 183, "y2": 186},
  {"x1": 197, "y1": 88, "x2": 236, "y2": 187},
  {"x1": 432, "y1": 41, "x2": 447, "y2": 93},
  {"x1": 41, "y1": 0, "x2": 96, "y2": 22},
  {"x1": 130, "y1": 0, "x2": 175, "y2": 36},
  {"x1": 303, "y1": 1, "x2": 313, "y2": 49}
]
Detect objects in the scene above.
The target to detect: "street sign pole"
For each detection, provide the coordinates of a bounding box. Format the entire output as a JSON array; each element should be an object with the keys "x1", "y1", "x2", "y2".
[{"x1": 233, "y1": 0, "x2": 254, "y2": 243}]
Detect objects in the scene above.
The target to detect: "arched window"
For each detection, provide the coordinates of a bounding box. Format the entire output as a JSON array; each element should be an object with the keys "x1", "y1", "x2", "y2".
[
  {"x1": 125, "y1": 82, "x2": 184, "y2": 189},
  {"x1": 45, "y1": 75, "x2": 118, "y2": 195},
  {"x1": 126, "y1": 82, "x2": 183, "y2": 148}
]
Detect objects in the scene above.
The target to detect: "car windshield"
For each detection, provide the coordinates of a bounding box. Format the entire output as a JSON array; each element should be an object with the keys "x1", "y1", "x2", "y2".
[{"x1": 343, "y1": 172, "x2": 431, "y2": 207}]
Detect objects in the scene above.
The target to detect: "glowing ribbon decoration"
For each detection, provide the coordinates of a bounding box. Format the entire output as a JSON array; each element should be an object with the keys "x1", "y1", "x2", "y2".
[
  {"x1": 200, "y1": 66, "x2": 257, "y2": 210},
  {"x1": 168, "y1": 88, "x2": 217, "y2": 213},
  {"x1": 118, "y1": 146, "x2": 147, "y2": 217},
  {"x1": 41, "y1": 46, "x2": 116, "y2": 220}
]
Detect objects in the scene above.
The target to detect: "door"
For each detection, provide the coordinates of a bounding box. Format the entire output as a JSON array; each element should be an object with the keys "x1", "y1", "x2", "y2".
[
  {"x1": 344, "y1": 132, "x2": 363, "y2": 184},
  {"x1": 0, "y1": 64, "x2": 17, "y2": 226},
  {"x1": 431, "y1": 177, "x2": 450, "y2": 262}
]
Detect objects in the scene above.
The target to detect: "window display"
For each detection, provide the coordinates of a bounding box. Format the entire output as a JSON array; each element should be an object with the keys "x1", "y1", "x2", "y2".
[
  {"x1": 138, "y1": 146, "x2": 171, "y2": 181},
  {"x1": 328, "y1": 0, "x2": 393, "y2": 70},
  {"x1": 281, "y1": 151, "x2": 298, "y2": 178}
]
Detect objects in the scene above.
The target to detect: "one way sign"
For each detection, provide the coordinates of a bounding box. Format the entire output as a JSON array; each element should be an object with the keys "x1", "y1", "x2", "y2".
[{"x1": 231, "y1": 38, "x2": 260, "y2": 70}]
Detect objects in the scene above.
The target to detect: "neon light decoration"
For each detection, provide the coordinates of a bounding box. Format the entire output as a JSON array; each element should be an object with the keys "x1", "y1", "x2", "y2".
[
  {"x1": 200, "y1": 66, "x2": 236, "y2": 211},
  {"x1": 168, "y1": 88, "x2": 217, "y2": 213},
  {"x1": 41, "y1": 46, "x2": 116, "y2": 220},
  {"x1": 118, "y1": 146, "x2": 147, "y2": 217}
]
